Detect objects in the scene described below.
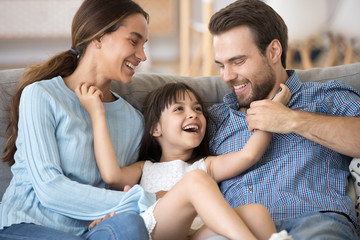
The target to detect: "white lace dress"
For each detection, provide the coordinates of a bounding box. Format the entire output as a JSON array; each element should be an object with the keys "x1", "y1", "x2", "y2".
[
  {"x1": 138, "y1": 159, "x2": 294, "y2": 240},
  {"x1": 139, "y1": 159, "x2": 207, "y2": 238}
]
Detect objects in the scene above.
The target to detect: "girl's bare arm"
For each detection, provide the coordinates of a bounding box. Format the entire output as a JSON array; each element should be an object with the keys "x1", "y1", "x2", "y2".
[
  {"x1": 206, "y1": 84, "x2": 291, "y2": 183},
  {"x1": 75, "y1": 82, "x2": 143, "y2": 190}
]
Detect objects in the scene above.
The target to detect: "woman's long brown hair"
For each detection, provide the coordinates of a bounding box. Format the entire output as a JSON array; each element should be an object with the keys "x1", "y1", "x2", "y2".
[{"x1": 2, "y1": 0, "x2": 149, "y2": 166}]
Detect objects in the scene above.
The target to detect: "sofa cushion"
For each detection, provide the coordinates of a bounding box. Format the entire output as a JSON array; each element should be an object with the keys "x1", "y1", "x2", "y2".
[{"x1": 0, "y1": 68, "x2": 20, "y2": 199}]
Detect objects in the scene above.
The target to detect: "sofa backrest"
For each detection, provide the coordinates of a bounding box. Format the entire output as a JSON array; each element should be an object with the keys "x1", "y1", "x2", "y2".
[
  {"x1": 112, "y1": 62, "x2": 360, "y2": 111},
  {"x1": 1, "y1": 62, "x2": 360, "y2": 199}
]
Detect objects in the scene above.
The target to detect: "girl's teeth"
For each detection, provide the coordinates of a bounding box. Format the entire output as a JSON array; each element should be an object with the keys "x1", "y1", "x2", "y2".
[
  {"x1": 183, "y1": 125, "x2": 199, "y2": 132},
  {"x1": 183, "y1": 125, "x2": 198, "y2": 130}
]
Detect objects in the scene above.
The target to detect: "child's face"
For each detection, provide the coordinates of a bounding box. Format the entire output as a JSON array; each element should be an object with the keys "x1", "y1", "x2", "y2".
[{"x1": 152, "y1": 91, "x2": 206, "y2": 156}]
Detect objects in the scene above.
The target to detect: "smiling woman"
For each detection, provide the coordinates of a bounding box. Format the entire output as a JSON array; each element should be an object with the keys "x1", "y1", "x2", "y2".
[
  {"x1": 0, "y1": 0, "x2": 156, "y2": 239},
  {"x1": 83, "y1": 14, "x2": 149, "y2": 86}
]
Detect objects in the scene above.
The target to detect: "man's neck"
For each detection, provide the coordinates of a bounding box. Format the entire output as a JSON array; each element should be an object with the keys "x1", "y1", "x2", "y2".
[{"x1": 239, "y1": 107, "x2": 247, "y2": 113}]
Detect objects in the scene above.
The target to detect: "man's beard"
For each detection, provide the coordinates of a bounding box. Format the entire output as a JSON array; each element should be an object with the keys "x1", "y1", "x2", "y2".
[{"x1": 237, "y1": 66, "x2": 276, "y2": 108}]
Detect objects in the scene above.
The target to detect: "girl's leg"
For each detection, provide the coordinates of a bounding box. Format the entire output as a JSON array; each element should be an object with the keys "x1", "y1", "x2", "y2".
[
  {"x1": 192, "y1": 204, "x2": 277, "y2": 240},
  {"x1": 191, "y1": 225, "x2": 218, "y2": 240},
  {"x1": 234, "y1": 204, "x2": 277, "y2": 240},
  {"x1": 151, "y1": 170, "x2": 257, "y2": 240}
]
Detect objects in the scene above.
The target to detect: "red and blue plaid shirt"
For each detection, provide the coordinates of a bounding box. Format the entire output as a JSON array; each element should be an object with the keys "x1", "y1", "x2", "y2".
[{"x1": 208, "y1": 70, "x2": 360, "y2": 229}]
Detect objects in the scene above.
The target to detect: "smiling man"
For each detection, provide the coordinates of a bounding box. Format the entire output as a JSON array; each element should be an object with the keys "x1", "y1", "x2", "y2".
[{"x1": 207, "y1": 0, "x2": 360, "y2": 239}]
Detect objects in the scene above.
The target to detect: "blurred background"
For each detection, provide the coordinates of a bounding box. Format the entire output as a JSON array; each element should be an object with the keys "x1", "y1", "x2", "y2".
[{"x1": 0, "y1": 0, "x2": 359, "y2": 76}]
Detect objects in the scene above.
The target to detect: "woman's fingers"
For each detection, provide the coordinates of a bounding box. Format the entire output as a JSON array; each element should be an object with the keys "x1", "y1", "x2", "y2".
[
  {"x1": 89, "y1": 212, "x2": 116, "y2": 230},
  {"x1": 89, "y1": 219, "x2": 102, "y2": 230}
]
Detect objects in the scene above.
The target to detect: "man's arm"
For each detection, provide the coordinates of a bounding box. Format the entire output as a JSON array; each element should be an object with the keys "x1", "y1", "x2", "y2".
[{"x1": 246, "y1": 100, "x2": 360, "y2": 158}]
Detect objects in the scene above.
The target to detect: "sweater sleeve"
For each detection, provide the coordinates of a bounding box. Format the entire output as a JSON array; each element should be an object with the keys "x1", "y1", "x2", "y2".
[{"x1": 17, "y1": 83, "x2": 155, "y2": 220}]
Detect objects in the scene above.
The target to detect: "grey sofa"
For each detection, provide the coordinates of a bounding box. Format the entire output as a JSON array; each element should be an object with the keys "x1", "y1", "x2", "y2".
[{"x1": 1, "y1": 63, "x2": 360, "y2": 224}]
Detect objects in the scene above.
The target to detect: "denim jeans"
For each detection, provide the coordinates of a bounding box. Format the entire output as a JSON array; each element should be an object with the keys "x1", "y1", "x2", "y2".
[
  {"x1": 0, "y1": 212, "x2": 148, "y2": 240},
  {"x1": 83, "y1": 212, "x2": 149, "y2": 240},
  {"x1": 275, "y1": 211, "x2": 359, "y2": 240}
]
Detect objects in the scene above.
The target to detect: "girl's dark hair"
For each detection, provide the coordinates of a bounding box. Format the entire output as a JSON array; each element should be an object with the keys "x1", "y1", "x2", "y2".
[
  {"x1": 209, "y1": 0, "x2": 288, "y2": 68},
  {"x1": 3, "y1": 0, "x2": 149, "y2": 166},
  {"x1": 138, "y1": 82, "x2": 210, "y2": 162}
]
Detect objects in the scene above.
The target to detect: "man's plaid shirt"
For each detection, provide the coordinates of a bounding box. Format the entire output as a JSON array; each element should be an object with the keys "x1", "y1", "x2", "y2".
[{"x1": 208, "y1": 70, "x2": 360, "y2": 228}]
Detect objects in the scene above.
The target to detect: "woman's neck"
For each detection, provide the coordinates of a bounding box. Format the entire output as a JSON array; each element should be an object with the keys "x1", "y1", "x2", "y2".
[{"x1": 63, "y1": 65, "x2": 114, "y2": 102}]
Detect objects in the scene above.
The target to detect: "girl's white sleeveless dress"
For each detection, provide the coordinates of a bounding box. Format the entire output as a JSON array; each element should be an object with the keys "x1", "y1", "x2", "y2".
[{"x1": 139, "y1": 159, "x2": 207, "y2": 238}]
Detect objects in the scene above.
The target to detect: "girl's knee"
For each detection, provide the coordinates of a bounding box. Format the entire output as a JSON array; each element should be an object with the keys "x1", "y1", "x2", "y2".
[{"x1": 183, "y1": 170, "x2": 213, "y2": 186}]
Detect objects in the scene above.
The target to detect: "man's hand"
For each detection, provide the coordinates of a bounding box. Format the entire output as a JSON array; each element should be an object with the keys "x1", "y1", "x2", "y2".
[{"x1": 246, "y1": 97, "x2": 296, "y2": 133}]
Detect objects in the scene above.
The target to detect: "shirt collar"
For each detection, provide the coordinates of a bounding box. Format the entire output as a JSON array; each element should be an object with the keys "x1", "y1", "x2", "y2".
[
  {"x1": 285, "y1": 70, "x2": 302, "y2": 95},
  {"x1": 223, "y1": 91, "x2": 240, "y2": 110},
  {"x1": 222, "y1": 70, "x2": 301, "y2": 110}
]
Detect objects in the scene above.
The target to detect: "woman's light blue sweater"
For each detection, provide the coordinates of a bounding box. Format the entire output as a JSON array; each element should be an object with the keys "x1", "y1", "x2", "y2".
[{"x1": 0, "y1": 76, "x2": 155, "y2": 236}]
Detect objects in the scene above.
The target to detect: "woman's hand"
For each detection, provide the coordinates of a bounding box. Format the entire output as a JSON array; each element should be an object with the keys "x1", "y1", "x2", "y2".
[
  {"x1": 75, "y1": 82, "x2": 105, "y2": 117},
  {"x1": 89, "y1": 212, "x2": 115, "y2": 230},
  {"x1": 89, "y1": 185, "x2": 132, "y2": 230}
]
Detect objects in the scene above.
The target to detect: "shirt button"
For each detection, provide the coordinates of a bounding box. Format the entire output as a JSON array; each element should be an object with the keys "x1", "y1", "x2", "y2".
[{"x1": 248, "y1": 187, "x2": 253, "y2": 193}]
